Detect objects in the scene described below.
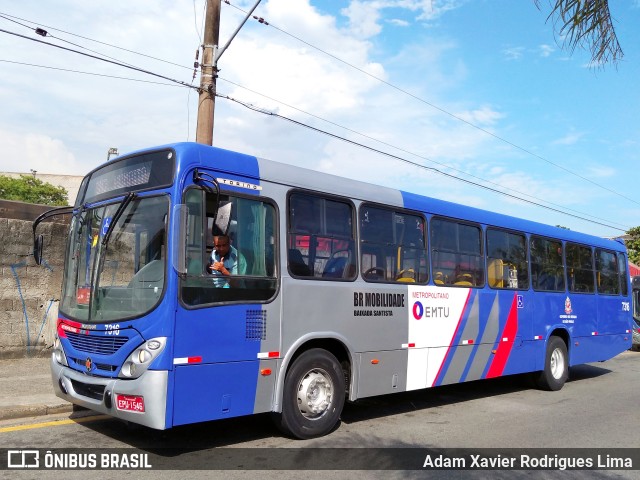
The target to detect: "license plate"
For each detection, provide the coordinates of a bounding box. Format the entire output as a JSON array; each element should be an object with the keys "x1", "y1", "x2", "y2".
[{"x1": 115, "y1": 394, "x2": 145, "y2": 413}]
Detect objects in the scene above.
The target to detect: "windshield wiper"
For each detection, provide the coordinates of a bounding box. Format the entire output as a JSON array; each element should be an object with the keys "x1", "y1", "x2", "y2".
[
  {"x1": 86, "y1": 192, "x2": 136, "y2": 321},
  {"x1": 101, "y1": 192, "x2": 136, "y2": 246}
]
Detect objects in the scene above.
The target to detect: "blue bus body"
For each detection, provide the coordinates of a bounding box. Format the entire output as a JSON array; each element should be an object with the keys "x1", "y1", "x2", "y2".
[{"x1": 45, "y1": 142, "x2": 632, "y2": 438}]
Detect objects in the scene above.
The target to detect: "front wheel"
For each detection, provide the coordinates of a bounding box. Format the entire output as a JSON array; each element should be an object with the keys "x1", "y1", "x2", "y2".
[
  {"x1": 274, "y1": 348, "x2": 346, "y2": 439},
  {"x1": 533, "y1": 336, "x2": 568, "y2": 391}
]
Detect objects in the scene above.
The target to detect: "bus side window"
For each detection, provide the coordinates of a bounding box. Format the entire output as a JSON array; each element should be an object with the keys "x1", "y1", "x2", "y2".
[
  {"x1": 359, "y1": 205, "x2": 428, "y2": 284},
  {"x1": 566, "y1": 243, "x2": 595, "y2": 294},
  {"x1": 486, "y1": 228, "x2": 529, "y2": 290},
  {"x1": 618, "y1": 253, "x2": 629, "y2": 296},
  {"x1": 431, "y1": 218, "x2": 483, "y2": 287},
  {"x1": 531, "y1": 236, "x2": 564, "y2": 292},
  {"x1": 287, "y1": 192, "x2": 356, "y2": 280},
  {"x1": 595, "y1": 249, "x2": 620, "y2": 295}
]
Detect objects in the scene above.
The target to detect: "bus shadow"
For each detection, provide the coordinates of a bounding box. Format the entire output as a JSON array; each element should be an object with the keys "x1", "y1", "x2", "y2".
[
  {"x1": 342, "y1": 362, "x2": 611, "y2": 425},
  {"x1": 77, "y1": 363, "x2": 612, "y2": 452}
]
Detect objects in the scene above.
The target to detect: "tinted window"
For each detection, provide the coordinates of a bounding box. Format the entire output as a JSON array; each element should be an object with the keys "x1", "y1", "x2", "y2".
[
  {"x1": 360, "y1": 205, "x2": 428, "y2": 283},
  {"x1": 618, "y1": 254, "x2": 629, "y2": 296},
  {"x1": 287, "y1": 192, "x2": 356, "y2": 280},
  {"x1": 431, "y1": 218, "x2": 483, "y2": 287},
  {"x1": 566, "y1": 243, "x2": 594, "y2": 293},
  {"x1": 531, "y1": 236, "x2": 564, "y2": 292},
  {"x1": 486, "y1": 229, "x2": 528, "y2": 290},
  {"x1": 595, "y1": 249, "x2": 620, "y2": 295}
]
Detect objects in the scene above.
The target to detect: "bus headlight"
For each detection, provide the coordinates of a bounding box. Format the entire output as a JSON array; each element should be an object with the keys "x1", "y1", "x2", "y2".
[
  {"x1": 119, "y1": 337, "x2": 167, "y2": 379},
  {"x1": 53, "y1": 337, "x2": 68, "y2": 367}
]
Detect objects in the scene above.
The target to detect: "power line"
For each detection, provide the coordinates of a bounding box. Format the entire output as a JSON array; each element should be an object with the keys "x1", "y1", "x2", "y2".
[
  {"x1": 0, "y1": 59, "x2": 184, "y2": 87},
  {"x1": 4, "y1": 8, "x2": 633, "y2": 210},
  {"x1": 223, "y1": 1, "x2": 640, "y2": 208},
  {"x1": 218, "y1": 92, "x2": 629, "y2": 233},
  {"x1": 0, "y1": 12, "x2": 193, "y2": 72},
  {"x1": 0, "y1": 11, "x2": 201, "y2": 143},
  {"x1": 217, "y1": 76, "x2": 630, "y2": 231},
  {"x1": 0, "y1": 27, "x2": 198, "y2": 91},
  {"x1": 1, "y1": 7, "x2": 633, "y2": 229},
  {"x1": 3, "y1": 45, "x2": 625, "y2": 230}
]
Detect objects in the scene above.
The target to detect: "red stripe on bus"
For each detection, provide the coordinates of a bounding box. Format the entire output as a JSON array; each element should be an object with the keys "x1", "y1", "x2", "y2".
[{"x1": 486, "y1": 294, "x2": 519, "y2": 379}]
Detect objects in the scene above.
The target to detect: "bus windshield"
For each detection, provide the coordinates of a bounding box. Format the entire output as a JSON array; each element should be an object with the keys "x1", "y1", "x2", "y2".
[{"x1": 60, "y1": 195, "x2": 169, "y2": 323}]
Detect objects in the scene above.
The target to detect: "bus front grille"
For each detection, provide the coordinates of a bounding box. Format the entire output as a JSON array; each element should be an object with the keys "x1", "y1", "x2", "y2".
[{"x1": 65, "y1": 331, "x2": 128, "y2": 355}]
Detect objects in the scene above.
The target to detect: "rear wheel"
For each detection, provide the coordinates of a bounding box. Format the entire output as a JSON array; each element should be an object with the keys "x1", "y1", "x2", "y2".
[
  {"x1": 274, "y1": 348, "x2": 346, "y2": 439},
  {"x1": 534, "y1": 336, "x2": 568, "y2": 391}
]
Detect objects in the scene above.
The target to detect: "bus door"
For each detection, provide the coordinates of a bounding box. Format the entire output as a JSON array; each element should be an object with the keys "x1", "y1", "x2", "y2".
[{"x1": 171, "y1": 183, "x2": 279, "y2": 426}]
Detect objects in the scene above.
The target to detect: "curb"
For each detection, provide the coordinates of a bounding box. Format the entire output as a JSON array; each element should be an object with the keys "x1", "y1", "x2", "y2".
[{"x1": 0, "y1": 403, "x2": 73, "y2": 422}]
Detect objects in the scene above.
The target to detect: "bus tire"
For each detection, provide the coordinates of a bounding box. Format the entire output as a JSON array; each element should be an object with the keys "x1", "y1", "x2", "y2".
[
  {"x1": 534, "y1": 336, "x2": 568, "y2": 391},
  {"x1": 274, "y1": 348, "x2": 345, "y2": 439}
]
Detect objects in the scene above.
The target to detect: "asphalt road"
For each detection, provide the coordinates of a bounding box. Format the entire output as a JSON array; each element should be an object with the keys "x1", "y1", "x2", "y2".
[{"x1": 1, "y1": 350, "x2": 639, "y2": 479}]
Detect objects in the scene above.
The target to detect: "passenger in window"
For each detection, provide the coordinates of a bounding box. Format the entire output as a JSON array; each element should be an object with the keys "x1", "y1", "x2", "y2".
[{"x1": 208, "y1": 234, "x2": 247, "y2": 288}]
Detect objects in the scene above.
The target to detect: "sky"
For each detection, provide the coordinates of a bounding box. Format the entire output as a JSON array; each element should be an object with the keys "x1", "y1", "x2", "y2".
[{"x1": 1, "y1": 0, "x2": 639, "y2": 238}]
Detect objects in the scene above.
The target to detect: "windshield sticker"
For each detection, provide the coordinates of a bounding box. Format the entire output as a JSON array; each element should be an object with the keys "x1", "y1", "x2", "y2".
[{"x1": 100, "y1": 216, "x2": 112, "y2": 238}]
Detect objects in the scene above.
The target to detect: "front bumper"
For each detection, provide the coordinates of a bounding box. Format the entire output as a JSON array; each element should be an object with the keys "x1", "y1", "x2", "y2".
[{"x1": 50, "y1": 354, "x2": 168, "y2": 430}]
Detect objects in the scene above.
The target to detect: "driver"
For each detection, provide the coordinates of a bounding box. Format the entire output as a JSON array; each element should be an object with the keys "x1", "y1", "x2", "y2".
[{"x1": 208, "y1": 234, "x2": 246, "y2": 288}]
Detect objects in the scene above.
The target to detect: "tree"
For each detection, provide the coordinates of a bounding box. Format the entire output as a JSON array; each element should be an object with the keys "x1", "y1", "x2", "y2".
[
  {"x1": 535, "y1": 0, "x2": 622, "y2": 66},
  {"x1": 0, "y1": 175, "x2": 68, "y2": 206},
  {"x1": 626, "y1": 226, "x2": 640, "y2": 266}
]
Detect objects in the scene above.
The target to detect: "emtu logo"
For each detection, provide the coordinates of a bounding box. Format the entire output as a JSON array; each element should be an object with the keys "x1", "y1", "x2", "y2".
[
  {"x1": 412, "y1": 301, "x2": 450, "y2": 320},
  {"x1": 412, "y1": 301, "x2": 424, "y2": 320}
]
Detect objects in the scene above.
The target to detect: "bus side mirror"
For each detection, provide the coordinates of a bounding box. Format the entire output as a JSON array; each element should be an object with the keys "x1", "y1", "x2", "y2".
[{"x1": 34, "y1": 234, "x2": 44, "y2": 265}]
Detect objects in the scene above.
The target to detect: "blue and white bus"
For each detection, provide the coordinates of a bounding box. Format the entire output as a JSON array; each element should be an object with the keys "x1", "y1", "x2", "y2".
[{"x1": 33, "y1": 142, "x2": 632, "y2": 439}]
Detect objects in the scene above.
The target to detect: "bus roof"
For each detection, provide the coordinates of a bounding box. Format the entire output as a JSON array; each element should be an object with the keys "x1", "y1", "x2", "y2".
[{"x1": 134, "y1": 142, "x2": 627, "y2": 253}]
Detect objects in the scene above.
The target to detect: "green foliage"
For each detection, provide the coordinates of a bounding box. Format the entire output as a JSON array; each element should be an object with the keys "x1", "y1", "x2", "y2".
[
  {"x1": 626, "y1": 226, "x2": 640, "y2": 266},
  {"x1": 0, "y1": 174, "x2": 68, "y2": 206},
  {"x1": 535, "y1": 0, "x2": 622, "y2": 67}
]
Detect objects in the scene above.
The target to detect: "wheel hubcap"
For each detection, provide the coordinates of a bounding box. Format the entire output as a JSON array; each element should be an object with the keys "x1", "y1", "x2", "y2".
[
  {"x1": 550, "y1": 348, "x2": 565, "y2": 379},
  {"x1": 297, "y1": 369, "x2": 333, "y2": 419}
]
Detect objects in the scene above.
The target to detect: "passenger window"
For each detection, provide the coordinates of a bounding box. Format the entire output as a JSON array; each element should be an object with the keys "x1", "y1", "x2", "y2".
[
  {"x1": 360, "y1": 205, "x2": 428, "y2": 283},
  {"x1": 531, "y1": 236, "x2": 564, "y2": 292},
  {"x1": 288, "y1": 192, "x2": 356, "y2": 280},
  {"x1": 431, "y1": 218, "x2": 484, "y2": 287},
  {"x1": 486, "y1": 229, "x2": 528, "y2": 289},
  {"x1": 566, "y1": 243, "x2": 595, "y2": 293},
  {"x1": 618, "y1": 254, "x2": 629, "y2": 296},
  {"x1": 596, "y1": 249, "x2": 620, "y2": 295}
]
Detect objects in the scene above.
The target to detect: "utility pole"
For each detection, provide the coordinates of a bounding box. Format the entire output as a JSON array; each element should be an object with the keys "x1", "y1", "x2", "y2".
[
  {"x1": 195, "y1": 0, "x2": 221, "y2": 146},
  {"x1": 195, "y1": 0, "x2": 262, "y2": 145}
]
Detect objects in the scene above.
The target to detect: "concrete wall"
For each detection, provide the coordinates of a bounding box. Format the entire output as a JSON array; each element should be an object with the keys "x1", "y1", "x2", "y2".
[{"x1": 0, "y1": 215, "x2": 67, "y2": 358}]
